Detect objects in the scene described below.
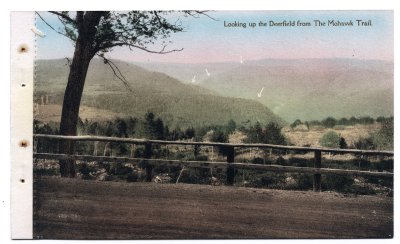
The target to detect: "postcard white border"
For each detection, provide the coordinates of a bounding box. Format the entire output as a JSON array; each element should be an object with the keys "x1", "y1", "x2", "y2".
[
  {"x1": 2, "y1": 0, "x2": 399, "y2": 243},
  {"x1": 10, "y1": 11, "x2": 34, "y2": 239}
]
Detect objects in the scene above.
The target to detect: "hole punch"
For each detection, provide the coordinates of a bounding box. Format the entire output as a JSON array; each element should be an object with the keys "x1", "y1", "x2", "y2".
[
  {"x1": 21, "y1": 83, "x2": 26, "y2": 87},
  {"x1": 20, "y1": 179, "x2": 25, "y2": 183},
  {"x1": 19, "y1": 140, "x2": 29, "y2": 148},
  {"x1": 18, "y1": 44, "x2": 29, "y2": 53}
]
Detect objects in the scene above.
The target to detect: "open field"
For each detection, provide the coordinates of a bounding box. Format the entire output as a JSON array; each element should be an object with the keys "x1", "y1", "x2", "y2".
[
  {"x1": 34, "y1": 104, "x2": 124, "y2": 123},
  {"x1": 283, "y1": 124, "x2": 381, "y2": 147},
  {"x1": 34, "y1": 176, "x2": 393, "y2": 239}
]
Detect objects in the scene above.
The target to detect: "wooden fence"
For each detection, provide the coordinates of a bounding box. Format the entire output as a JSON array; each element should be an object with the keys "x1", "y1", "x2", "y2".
[{"x1": 33, "y1": 134, "x2": 394, "y2": 192}]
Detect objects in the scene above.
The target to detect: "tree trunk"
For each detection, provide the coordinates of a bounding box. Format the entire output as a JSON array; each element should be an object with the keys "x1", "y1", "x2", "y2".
[{"x1": 58, "y1": 12, "x2": 104, "y2": 177}]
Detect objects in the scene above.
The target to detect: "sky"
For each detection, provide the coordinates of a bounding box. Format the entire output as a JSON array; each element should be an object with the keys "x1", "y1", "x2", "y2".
[{"x1": 36, "y1": 11, "x2": 393, "y2": 63}]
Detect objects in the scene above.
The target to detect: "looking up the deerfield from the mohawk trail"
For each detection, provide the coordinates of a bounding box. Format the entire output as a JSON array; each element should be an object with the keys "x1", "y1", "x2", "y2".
[{"x1": 31, "y1": 11, "x2": 394, "y2": 239}]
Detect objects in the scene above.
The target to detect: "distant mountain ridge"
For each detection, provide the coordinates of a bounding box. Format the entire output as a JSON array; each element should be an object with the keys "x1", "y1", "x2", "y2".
[
  {"x1": 136, "y1": 58, "x2": 393, "y2": 121},
  {"x1": 35, "y1": 59, "x2": 283, "y2": 128}
]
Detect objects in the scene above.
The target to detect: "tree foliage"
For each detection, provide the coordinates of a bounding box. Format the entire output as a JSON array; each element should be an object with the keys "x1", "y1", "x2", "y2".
[{"x1": 245, "y1": 122, "x2": 287, "y2": 145}]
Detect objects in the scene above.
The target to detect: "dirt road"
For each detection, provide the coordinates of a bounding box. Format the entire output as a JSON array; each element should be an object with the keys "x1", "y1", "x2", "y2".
[{"x1": 34, "y1": 176, "x2": 393, "y2": 239}]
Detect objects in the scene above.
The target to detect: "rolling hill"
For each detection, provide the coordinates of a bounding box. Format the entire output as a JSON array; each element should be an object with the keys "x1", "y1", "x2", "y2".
[
  {"x1": 136, "y1": 58, "x2": 393, "y2": 122},
  {"x1": 34, "y1": 59, "x2": 283, "y2": 128}
]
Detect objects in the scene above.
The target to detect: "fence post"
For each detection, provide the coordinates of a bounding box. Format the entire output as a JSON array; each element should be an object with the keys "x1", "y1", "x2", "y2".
[
  {"x1": 194, "y1": 145, "x2": 199, "y2": 159},
  {"x1": 226, "y1": 146, "x2": 235, "y2": 186},
  {"x1": 313, "y1": 150, "x2": 322, "y2": 192},
  {"x1": 144, "y1": 143, "x2": 153, "y2": 182}
]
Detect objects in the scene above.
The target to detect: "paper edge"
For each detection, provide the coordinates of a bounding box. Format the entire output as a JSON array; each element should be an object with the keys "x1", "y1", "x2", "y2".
[{"x1": 10, "y1": 11, "x2": 34, "y2": 239}]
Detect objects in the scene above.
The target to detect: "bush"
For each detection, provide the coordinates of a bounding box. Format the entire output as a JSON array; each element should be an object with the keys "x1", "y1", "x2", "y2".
[
  {"x1": 245, "y1": 122, "x2": 287, "y2": 145},
  {"x1": 319, "y1": 131, "x2": 341, "y2": 148},
  {"x1": 264, "y1": 122, "x2": 287, "y2": 145},
  {"x1": 288, "y1": 157, "x2": 312, "y2": 167},
  {"x1": 250, "y1": 172, "x2": 286, "y2": 188},
  {"x1": 353, "y1": 137, "x2": 375, "y2": 150},
  {"x1": 372, "y1": 119, "x2": 393, "y2": 150},
  {"x1": 178, "y1": 168, "x2": 213, "y2": 185},
  {"x1": 107, "y1": 162, "x2": 133, "y2": 180},
  {"x1": 353, "y1": 119, "x2": 393, "y2": 151},
  {"x1": 322, "y1": 174, "x2": 354, "y2": 192},
  {"x1": 77, "y1": 162, "x2": 97, "y2": 180},
  {"x1": 293, "y1": 173, "x2": 314, "y2": 190},
  {"x1": 126, "y1": 172, "x2": 139, "y2": 182}
]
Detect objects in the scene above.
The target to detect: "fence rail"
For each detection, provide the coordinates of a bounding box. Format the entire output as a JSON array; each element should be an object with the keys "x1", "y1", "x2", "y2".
[
  {"x1": 33, "y1": 134, "x2": 394, "y2": 192},
  {"x1": 34, "y1": 134, "x2": 394, "y2": 156}
]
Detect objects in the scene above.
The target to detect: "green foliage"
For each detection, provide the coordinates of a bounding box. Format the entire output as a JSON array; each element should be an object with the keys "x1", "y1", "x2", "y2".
[
  {"x1": 339, "y1": 137, "x2": 347, "y2": 149},
  {"x1": 210, "y1": 129, "x2": 228, "y2": 143},
  {"x1": 245, "y1": 122, "x2": 287, "y2": 145},
  {"x1": 34, "y1": 120, "x2": 60, "y2": 153},
  {"x1": 210, "y1": 129, "x2": 230, "y2": 156},
  {"x1": 319, "y1": 131, "x2": 341, "y2": 148},
  {"x1": 259, "y1": 172, "x2": 286, "y2": 187},
  {"x1": 184, "y1": 127, "x2": 195, "y2": 139},
  {"x1": 264, "y1": 122, "x2": 287, "y2": 145},
  {"x1": 372, "y1": 119, "x2": 393, "y2": 150},
  {"x1": 353, "y1": 118, "x2": 393, "y2": 151},
  {"x1": 354, "y1": 137, "x2": 375, "y2": 150},
  {"x1": 77, "y1": 162, "x2": 97, "y2": 180},
  {"x1": 306, "y1": 115, "x2": 391, "y2": 128},
  {"x1": 178, "y1": 168, "x2": 213, "y2": 185},
  {"x1": 321, "y1": 117, "x2": 337, "y2": 128},
  {"x1": 292, "y1": 174, "x2": 314, "y2": 190},
  {"x1": 107, "y1": 162, "x2": 133, "y2": 181},
  {"x1": 34, "y1": 111, "x2": 392, "y2": 195},
  {"x1": 115, "y1": 118, "x2": 128, "y2": 137},
  {"x1": 322, "y1": 174, "x2": 354, "y2": 192},
  {"x1": 290, "y1": 119, "x2": 303, "y2": 128},
  {"x1": 358, "y1": 116, "x2": 375, "y2": 125},
  {"x1": 225, "y1": 119, "x2": 237, "y2": 134}
]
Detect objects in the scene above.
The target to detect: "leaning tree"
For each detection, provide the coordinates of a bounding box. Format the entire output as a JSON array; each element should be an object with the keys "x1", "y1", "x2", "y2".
[{"x1": 37, "y1": 11, "x2": 211, "y2": 177}]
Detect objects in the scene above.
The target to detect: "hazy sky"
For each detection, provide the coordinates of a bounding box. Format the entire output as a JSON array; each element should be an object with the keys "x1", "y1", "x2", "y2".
[{"x1": 36, "y1": 11, "x2": 393, "y2": 63}]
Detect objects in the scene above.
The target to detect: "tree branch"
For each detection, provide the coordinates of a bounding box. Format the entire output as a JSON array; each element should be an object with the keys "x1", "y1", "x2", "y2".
[
  {"x1": 184, "y1": 10, "x2": 219, "y2": 21},
  {"x1": 100, "y1": 42, "x2": 183, "y2": 54},
  {"x1": 48, "y1": 11, "x2": 76, "y2": 23},
  {"x1": 35, "y1": 12, "x2": 74, "y2": 40},
  {"x1": 153, "y1": 11, "x2": 164, "y2": 26},
  {"x1": 96, "y1": 54, "x2": 133, "y2": 93}
]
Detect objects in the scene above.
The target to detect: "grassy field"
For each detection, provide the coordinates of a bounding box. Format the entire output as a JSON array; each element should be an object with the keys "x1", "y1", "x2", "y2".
[
  {"x1": 34, "y1": 104, "x2": 124, "y2": 123},
  {"x1": 283, "y1": 123, "x2": 381, "y2": 147},
  {"x1": 34, "y1": 176, "x2": 393, "y2": 239}
]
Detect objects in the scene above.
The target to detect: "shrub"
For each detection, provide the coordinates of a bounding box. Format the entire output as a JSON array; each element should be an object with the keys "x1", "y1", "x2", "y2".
[
  {"x1": 250, "y1": 172, "x2": 286, "y2": 188},
  {"x1": 126, "y1": 172, "x2": 139, "y2": 182},
  {"x1": 353, "y1": 137, "x2": 375, "y2": 150},
  {"x1": 319, "y1": 131, "x2": 341, "y2": 148},
  {"x1": 264, "y1": 122, "x2": 287, "y2": 145},
  {"x1": 293, "y1": 173, "x2": 314, "y2": 190},
  {"x1": 372, "y1": 119, "x2": 393, "y2": 150},
  {"x1": 322, "y1": 174, "x2": 354, "y2": 192},
  {"x1": 107, "y1": 162, "x2": 133, "y2": 180},
  {"x1": 77, "y1": 162, "x2": 97, "y2": 180},
  {"x1": 288, "y1": 157, "x2": 311, "y2": 167}
]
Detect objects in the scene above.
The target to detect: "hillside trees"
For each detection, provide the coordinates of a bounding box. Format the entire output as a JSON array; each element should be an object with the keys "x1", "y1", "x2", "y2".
[{"x1": 38, "y1": 11, "x2": 210, "y2": 177}]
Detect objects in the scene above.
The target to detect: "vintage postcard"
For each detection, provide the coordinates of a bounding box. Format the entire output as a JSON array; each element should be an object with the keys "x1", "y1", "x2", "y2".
[{"x1": 11, "y1": 10, "x2": 393, "y2": 239}]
